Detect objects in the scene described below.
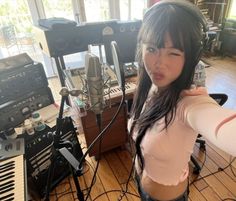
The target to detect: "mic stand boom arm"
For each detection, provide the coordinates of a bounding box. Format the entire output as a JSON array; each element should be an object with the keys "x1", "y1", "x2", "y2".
[{"x1": 44, "y1": 87, "x2": 84, "y2": 201}]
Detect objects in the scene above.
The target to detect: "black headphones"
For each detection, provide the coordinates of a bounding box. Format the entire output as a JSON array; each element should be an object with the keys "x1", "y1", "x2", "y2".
[{"x1": 145, "y1": 0, "x2": 209, "y2": 56}]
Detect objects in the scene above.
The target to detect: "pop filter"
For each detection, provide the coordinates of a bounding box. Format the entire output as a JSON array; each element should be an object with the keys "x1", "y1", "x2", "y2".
[{"x1": 110, "y1": 41, "x2": 125, "y2": 89}]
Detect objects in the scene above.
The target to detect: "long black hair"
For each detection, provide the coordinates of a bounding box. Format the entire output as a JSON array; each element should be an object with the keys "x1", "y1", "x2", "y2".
[{"x1": 130, "y1": 1, "x2": 206, "y2": 172}]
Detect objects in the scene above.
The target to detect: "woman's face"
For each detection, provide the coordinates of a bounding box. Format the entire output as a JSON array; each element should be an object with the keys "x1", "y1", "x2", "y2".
[{"x1": 142, "y1": 33, "x2": 185, "y2": 90}]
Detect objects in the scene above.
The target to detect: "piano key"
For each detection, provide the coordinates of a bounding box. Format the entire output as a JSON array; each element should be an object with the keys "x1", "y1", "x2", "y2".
[
  {"x1": 0, "y1": 165, "x2": 15, "y2": 174},
  {"x1": 0, "y1": 182, "x2": 14, "y2": 192},
  {"x1": 0, "y1": 193, "x2": 14, "y2": 200},
  {"x1": 0, "y1": 171, "x2": 15, "y2": 179},
  {"x1": 2, "y1": 198, "x2": 14, "y2": 201},
  {"x1": 0, "y1": 186, "x2": 14, "y2": 195},
  {"x1": 0, "y1": 174, "x2": 14, "y2": 183},
  {"x1": 0, "y1": 155, "x2": 25, "y2": 201},
  {"x1": 0, "y1": 161, "x2": 14, "y2": 170},
  {"x1": 0, "y1": 180, "x2": 14, "y2": 188}
]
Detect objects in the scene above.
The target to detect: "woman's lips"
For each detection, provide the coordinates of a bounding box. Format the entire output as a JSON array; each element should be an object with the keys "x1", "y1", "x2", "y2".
[{"x1": 153, "y1": 72, "x2": 165, "y2": 80}]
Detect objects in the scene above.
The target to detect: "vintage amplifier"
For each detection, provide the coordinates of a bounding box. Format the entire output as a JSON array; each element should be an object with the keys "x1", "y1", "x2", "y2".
[{"x1": 34, "y1": 20, "x2": 117, "y2": 57}]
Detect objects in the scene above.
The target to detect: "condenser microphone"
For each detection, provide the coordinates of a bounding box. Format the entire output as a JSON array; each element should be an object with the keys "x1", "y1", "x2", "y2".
[{"x1": 85, "y1": 53, "x2": 104, "y2": 114}]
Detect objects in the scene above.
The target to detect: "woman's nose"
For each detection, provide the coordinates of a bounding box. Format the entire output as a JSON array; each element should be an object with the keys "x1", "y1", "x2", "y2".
[{"x1": 154, "y1": 50, "x2": 164, "y2": 67}]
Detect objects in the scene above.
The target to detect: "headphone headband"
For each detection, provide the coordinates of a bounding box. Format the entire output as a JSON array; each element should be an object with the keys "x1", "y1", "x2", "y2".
[{"x1": 145, "y1": 0, "x2": 208, "y2": 33}]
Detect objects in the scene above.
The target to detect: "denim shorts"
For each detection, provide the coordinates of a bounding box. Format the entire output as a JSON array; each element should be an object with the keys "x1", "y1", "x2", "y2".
[{"x1": 134, "y1": 172, "x2": 189, "y2": 201}]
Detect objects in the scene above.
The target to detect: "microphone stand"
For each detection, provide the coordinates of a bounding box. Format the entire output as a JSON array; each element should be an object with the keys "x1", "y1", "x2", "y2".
[{"x1": 44, "y1": 88, "x2": 84, "y2": 201}]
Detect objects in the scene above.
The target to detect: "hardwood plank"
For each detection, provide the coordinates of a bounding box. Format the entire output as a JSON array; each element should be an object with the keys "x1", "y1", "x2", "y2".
[
  {"x1": 191, "y1": 145, "x2": 236, "y2": 200},
  {"x1": 89, "y1": 155, "x2": 129, "y2": 201},
  {"x1": 200, "y1": 143, "x2": 236, "y2": 180},
  {"x1": 83, "y1": 157, "x2": 110, "y2": 201},
  {"x1": 189, "y1": 185, "x2": 207, "y2": 201},
  {"x1": 116, "y1": 148, "x2": 135, "y2": 174},
  {"x1": 104, "y1": 150, "x2": 130, "y2": 184},
  {"x1": 201, "y1": 186, "x2": 222, "y2": 201},
  {"x1": 207, "y1": 141, "x2": 236, "y2": 169}
]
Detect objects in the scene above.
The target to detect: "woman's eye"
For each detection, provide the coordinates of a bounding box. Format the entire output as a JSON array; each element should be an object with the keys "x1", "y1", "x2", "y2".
[
  {"x1": 146, "y1": 47, "x2": 156, "y2": 53},
  {"x1": 169, "y1": 52, "x2": 182, "y2": 56}
]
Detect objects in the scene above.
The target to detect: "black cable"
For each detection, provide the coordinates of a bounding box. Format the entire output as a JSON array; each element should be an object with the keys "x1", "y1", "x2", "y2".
[
  {"x1": 190, "y1": 152, "x2": 236, "y2": 201},
  {"x1": 76, "y1": 87, "x2": 126, "y2": 200},
  {"x1": 117, "y1": 155, "x2": 137, "y2": 201},
  {"x1": 229, "y1": 157, "x2": 236, "y2": 178},
  {"x1": 84, "y1": 158, "x2": 99, "y2": 201},
  {"x1": 49, "y1": 183, "x2": 71, "y2": 196},
  {"x1": 48, "y1": 160, "x2": 95, "y2": 200},
  {"x1": 78, "y1": 160, "x2": 97, "y2": 194},
  {"x1": 91, "y1": 189, "x2": 140, "y2": 201},
  {"x1": 190, "y1": 147, "x2": 207, "y2": 185},
  {"x1": 190, "y1": 151, "x2": 236, "y2": 185},
  {"x1": 55, "y1": 191, "x2": 77, "y2": 201},
  {"x1": 78, "y1": 89, "x2": 125, "y2": 169},
  {"x1": 89, "y1": 152, "x2": 139, "y2": 201},
  {"x1": 84, "y1": 114, "x2": 103, "y2": 201},
  {"x1": 81, "y1": 160, "x2": 91, "y2": 175}
]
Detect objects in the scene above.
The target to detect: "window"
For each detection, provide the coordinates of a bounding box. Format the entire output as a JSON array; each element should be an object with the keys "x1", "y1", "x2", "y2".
[
  {"x1": 120, "y1": 0, "x2": 129, "y2": 20},
  {"x1": 0, "y1": 0, "x2": 38, "y2": 58},
  {"x1": 228, "y1": 0, "x2": 236, "y2": 19},
  {"x1": 120, "y1": 0, "x2": 146, "y2": 20},
  {"x1": 131, "y1": 0, "x2": 146, "y2": 20},
  {"x1": 42, "y1": 0, "x2": 74, "y2": 20},
  {"x1": 84, "y1": 0, "x2": 109, "y2": 22},
  {"x1": 0, "y1": 0, "x2": 33, "y2": 36}
]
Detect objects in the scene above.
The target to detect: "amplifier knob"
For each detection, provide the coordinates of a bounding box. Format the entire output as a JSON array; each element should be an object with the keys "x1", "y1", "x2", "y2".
[
  {"x1": 22, "y1": 107, "x2": 30, "y2": 115},
  {"x1": 37, "y1": 103, "x2": 43, "y2": 108}
]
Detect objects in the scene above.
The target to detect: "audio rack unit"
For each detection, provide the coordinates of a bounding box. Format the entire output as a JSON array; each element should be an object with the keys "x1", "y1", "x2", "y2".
[
  {"x1": 0, "y1": 62, "x2": 48, "y2": 105},
  {"x1": 0, "y1": 87, "x2": 54, "y2": 130},
  {"x1": 0, "y1": 53, "x2": 54, "y2": 131},
  {"x1": 0, "y1": 53, "x2": 33, "y2": 70}
]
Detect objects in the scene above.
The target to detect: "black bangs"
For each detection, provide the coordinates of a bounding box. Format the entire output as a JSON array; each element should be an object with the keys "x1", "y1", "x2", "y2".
[{"x1": 139, "y1": 6, "x2": 185, "y2": 51}]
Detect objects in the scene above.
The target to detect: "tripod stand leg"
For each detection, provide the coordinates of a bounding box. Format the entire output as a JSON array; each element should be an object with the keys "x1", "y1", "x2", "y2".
[
  {"x1": 70, "y1": 165, "x2": 84, "y2": 201},
  {"x1": 44, "y1": 154, "x2": 56, "y2": 201}
]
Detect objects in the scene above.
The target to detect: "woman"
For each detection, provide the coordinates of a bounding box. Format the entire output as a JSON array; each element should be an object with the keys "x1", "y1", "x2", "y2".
[{"x1": 128, "y1": 0, "x2": 236, "y2": 200}]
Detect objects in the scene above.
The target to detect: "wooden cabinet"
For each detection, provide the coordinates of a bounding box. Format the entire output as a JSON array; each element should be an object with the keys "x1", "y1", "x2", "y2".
[{"x1": 81, "y1": 103, "x2": 128, "y2": 157}]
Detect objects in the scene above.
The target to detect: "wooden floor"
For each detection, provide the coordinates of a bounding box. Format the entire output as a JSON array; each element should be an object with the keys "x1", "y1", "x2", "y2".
[{"x1": 32, "y1": 56, "x2": 236, "y2": 201}]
